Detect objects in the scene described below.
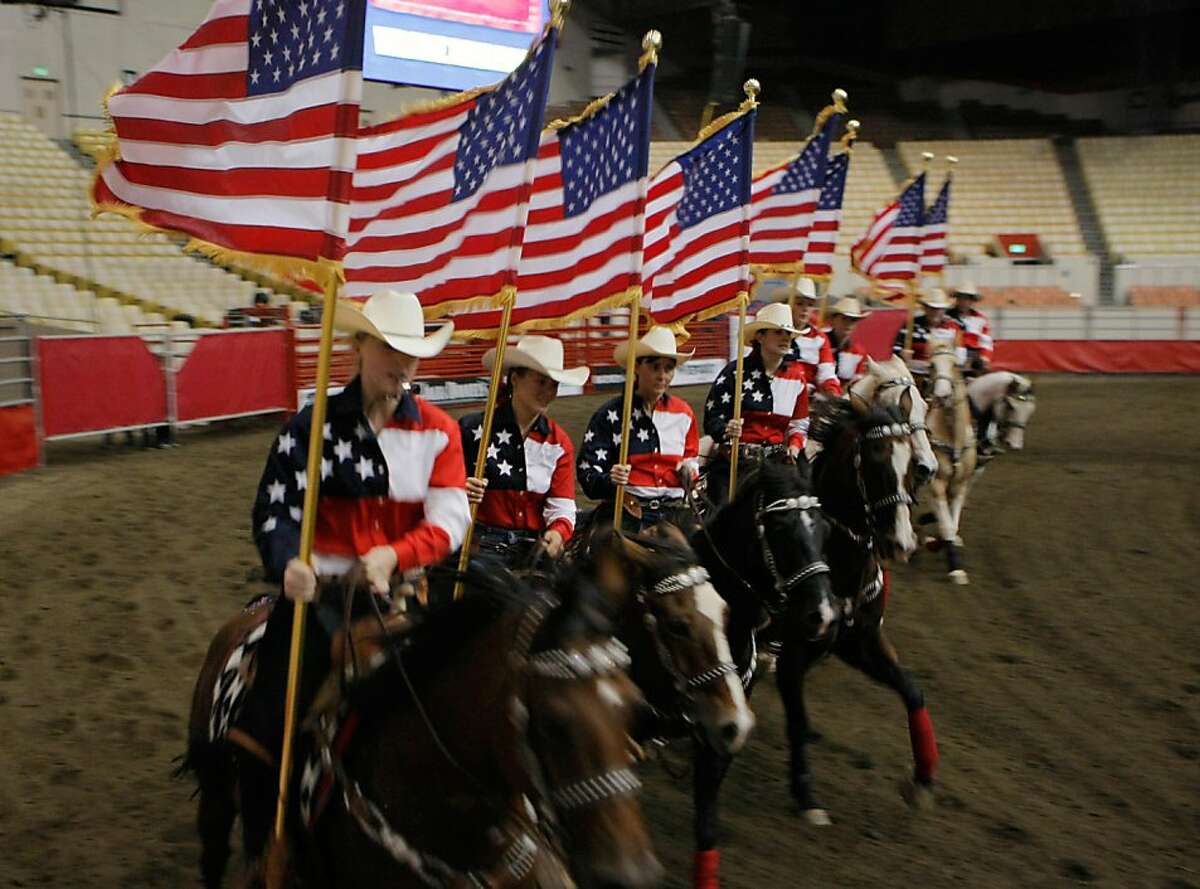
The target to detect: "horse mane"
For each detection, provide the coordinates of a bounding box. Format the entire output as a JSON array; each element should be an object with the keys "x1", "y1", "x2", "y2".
[
  {"x1": 732, "y1": 458, "x2": 812, "y2": 502},
  {"x1": 808, "y1": 397, "x2": 900, "y2": 448}
]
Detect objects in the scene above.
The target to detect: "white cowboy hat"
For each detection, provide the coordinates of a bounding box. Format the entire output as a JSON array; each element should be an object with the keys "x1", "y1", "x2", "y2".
[
  {"x1": 794, "y1": 277, "x2": 818, "y2": 301},
  {"x1": 743, "y1": 302, "x2": 800, "y2": 345},
  {"x1": 919, "y1": 288, "x2": 952, "y2": 310},
  {"x1": 612, "y1": 325, "x2": 695, "y2": 368},
  {"x1": 333, "y1": 290, "x2": 453, "y2": 359},
  {"x1": 830, "y1": 296, "x2": 869, "y2": 319},
  {"x1": 953, "y1": 280, "x2": 982, "y2": 299},
  {"x1": 482, "y1": 335, "x2": 590, "y2": 387}
]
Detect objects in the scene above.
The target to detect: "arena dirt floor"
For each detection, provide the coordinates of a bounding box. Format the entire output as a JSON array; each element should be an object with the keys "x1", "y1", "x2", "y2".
[{"x1": 1, "y1": 374, "x2": 1198, "y2": 889}]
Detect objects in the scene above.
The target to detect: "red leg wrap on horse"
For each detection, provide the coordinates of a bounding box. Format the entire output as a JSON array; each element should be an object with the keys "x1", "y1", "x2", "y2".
[
  {"x1": 908, "y1": 706, "x2": 939, "y2": 783},
  {"x1": 693, "y1": 849, "x2": 720, "y2": 889},
  {"x1": 881, "y1": 568, "x2": 891, "y2": 610}
]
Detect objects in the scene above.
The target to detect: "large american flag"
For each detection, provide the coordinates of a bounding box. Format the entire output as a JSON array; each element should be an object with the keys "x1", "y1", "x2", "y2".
[
  {"x1": 920, "y1": 174, "x2": 951, "y2": 275},
  {"x1": 643, "y1": 108, "x2": 757, "y2": 325},
  {"x1": 451, "y1": 62, "x2": 656, "y2": 333},
  {"x1": 747, "y1": 110, "x2": 841, "y2": 270},
  {"x1": 93, "y1": 0, "x2": 367, "y2": 263},
  {"x1": 341, "y1": 29, "x2": 556, "y2": 314},
  {"x1": 802, "y1": 150, "x2": 850, "y2": 279},
  {"x1": 851, "y1": 172, "x2": 925, "y2": 295}
]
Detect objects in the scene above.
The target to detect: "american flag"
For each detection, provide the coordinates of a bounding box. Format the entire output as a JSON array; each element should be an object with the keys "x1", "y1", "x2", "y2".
[
  {"x1": 451, "y1": 62, "x2": 656, "y2": 333},
  {"x1": 802, "y1": 150, "x2": 850, "y2": 279},
  {"x1": 851, "y1": 172, "x2": 925, "y2": 297},
  {"x1": 747, "y1": 110, "x2": 842, "y2": 270},
  {"x1": 93, "y1": 0, "x2": 367, "y2": 263},
  {"x1": 920, "y1": 174, "x2": 951, "y2": 275},
  {"x1": 341, "y1": 29, "x2": 556, "y2": 314},
  {"x1": 643, "y1": 108, "x2": 757, "y2": 325}
]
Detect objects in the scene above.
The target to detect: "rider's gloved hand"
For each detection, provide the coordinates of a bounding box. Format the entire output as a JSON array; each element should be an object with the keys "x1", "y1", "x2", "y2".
[
  {"x1": 361, "y1": 545, "x2": 399, "y2": 596},
  {"x1": 540, "y1": 528, "x2": 565, "y2": 560},
  {"x1": 283, "y1": 557, "x2": 317, "y2": 603}
]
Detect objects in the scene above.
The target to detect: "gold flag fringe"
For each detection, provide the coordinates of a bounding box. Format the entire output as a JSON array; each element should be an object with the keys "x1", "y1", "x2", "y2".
[{"x1": 450, "y1": 285, "x2": 640, "y2": 341}]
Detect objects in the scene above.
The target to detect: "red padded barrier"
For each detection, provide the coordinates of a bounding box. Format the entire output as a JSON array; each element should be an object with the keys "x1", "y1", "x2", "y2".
[
  {"x1": 0, "y1": 404, "x2": 38, "y2": 475},
  {"x1": 993, "y1": 341, "x2": 1200, "y2": 373},
  {"x1": 37, "y1": 336, "x2": 166, "y2": 437},
  {"x1": 175, "y1": 330, "x2": 292, "y2": 422}
]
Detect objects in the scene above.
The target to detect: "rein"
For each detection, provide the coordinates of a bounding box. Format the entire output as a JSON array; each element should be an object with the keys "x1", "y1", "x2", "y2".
[{"x1": 638, "y1": 565, "x2": 738, "y2": 693}]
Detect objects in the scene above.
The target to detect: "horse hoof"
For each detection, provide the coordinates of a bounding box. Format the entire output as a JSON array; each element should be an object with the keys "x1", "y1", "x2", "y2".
[
  {"x1": 803, "y1": 808, "x2": 833, "y2": 827},
  {"x1": 953, "y1": 536, "x2": 964, "y2": 547},
  {"x1": 900, "y1": 778, "x2": 935, "y2": 811},
  {"x1": 923, "y1": 536, "x2": 943, "y2": 552},
  {"x1": 949, "y1": 569, "x2": 969, "y2": 585}
]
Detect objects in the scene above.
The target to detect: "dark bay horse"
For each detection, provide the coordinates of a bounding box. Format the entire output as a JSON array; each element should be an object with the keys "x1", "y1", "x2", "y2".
[
  {"x1": 182, "y1": 563, "x2": 662, "y2": 889},
  {"x1": 686, "y1": 401, "x2": 939, "y2": 888}
]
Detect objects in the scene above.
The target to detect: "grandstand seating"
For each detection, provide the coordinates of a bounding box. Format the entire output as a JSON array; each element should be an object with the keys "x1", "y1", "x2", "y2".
[
  {"x1": 0, "y1": 113, "x2": 286, "y2": 327},
  {"x1": 0, "y1": 259, "x2": 159, "y2": 333},
  {"x1": 977, "y1": 286, "x2": 1080, "y2": 308},
  {"x1": 1127, "y1": 286, "x2": 1200, "y2": 308},
  {"x1": 1076, "y1": 134, "x2": 1200, "y2": 260},
  {"x1": 896, "y1": 139, "x2": 1087, "y2": 259}
]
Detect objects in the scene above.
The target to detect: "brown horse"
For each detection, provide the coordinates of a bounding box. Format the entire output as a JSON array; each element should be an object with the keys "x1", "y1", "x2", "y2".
[
  {"x1": 923, "y1": 342, "x2": 978, "y2": 584},
  {"x1": 182, "y1": 563, "x2": 661, "y2": 889},
  {"x1": 575, "y1": 524, "x2": 755, "y2": 757}
]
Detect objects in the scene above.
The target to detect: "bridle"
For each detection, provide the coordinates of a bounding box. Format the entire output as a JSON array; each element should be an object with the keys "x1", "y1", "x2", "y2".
[
  {"x1": 637, "y1": 564, "x2": 738, "y2": 693},
  {"x1": 310, "y1": 586, "x2": 642, "y2": 888},
  {"x1": 754, "y1": 492, "x2": 831, "y2": 607},
  {"x1": 824, "y1": 418, "x2": 915, "y2": 553},
  {"x1": 996, "y1": 392, "x2": 1034, "y2": 432}
]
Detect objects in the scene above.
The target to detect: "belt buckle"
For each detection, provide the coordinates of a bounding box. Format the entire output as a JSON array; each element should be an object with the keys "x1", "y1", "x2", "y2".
[{"x1": 647, "y1": 498, "x2": 662, "y2": 510}]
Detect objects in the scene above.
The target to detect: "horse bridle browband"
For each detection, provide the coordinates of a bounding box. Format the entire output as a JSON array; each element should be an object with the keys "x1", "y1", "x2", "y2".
[
  {"x1": 754, "y1": 492, "x2": 831, "y2": 609},
  {"x1": 639, "y1": 565, "x2": 739, "y2": 692},
  {"x1": 315, "y1": 588, "x2": 643, "y2": 888}
]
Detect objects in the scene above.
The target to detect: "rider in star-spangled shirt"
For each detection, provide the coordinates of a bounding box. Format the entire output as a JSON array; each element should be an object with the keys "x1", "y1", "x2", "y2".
[{"x1": 787, "y1": 277, "x2": 842, "y2": 397}]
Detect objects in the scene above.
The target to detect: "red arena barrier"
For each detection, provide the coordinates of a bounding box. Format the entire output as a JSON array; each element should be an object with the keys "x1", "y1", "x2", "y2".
[
  {"x1": 175, "y1": 329, "x2": 294, "y2": 423},
  {"x1": 37, "y1": 335, "x2": 167, "y2": 438},
  {"x1": 994, "y1": 340, "x2": 1200, "y2": 373},
  {"x1": 0, "y1": 404, "x2": 38, "y2": 475}
]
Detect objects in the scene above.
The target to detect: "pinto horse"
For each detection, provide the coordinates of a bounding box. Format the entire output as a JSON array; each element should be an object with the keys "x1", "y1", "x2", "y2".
[
  {"x1": 923, "y1": 343, "x2": 979, "y2": 584},
  {"x1": 182, "y1": 564, "x2": 661, "y2": 889},
  {"x1": 848, "y1": 354, "x2": 939, "y2": 486},
  {"x1": 967, "y1": 371, "x2": 1037, "y2": 451}
]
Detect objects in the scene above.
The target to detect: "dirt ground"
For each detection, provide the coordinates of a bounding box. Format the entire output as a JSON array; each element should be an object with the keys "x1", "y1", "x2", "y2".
[{"x1": 1, "y1": 375, "x2": 1197, "y2": 889}]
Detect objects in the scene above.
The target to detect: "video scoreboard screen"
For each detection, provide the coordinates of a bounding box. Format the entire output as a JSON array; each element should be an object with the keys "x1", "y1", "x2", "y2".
[{"x1": 363, "y1": 0, "x2": 550, "y2": 91}]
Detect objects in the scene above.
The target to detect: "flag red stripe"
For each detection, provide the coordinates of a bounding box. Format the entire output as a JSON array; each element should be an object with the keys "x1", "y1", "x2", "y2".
[
  {"x1": 124, "y1": 70, "x2": 247, "y2": 100},
  {"x1": 349, "y1": 183, "x2": 522, "y2": 238},
  {"x1": 349, "y1": 153, "x2": 457, "y2": 205},
  {"x1": 114, "y1": 102, "x2": 358, "y2": 147},
  {"x1": 113, "y1": 160, "x2": 353, "y2": 199},
  {"x1": 523, "y1": 196, "x2": 639, "y2": 256},
  {"x1": 179, "y1": 14, "x2": 247, "y2": 50}
]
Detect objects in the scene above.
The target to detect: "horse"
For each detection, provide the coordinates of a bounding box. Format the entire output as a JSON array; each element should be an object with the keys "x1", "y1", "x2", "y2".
[
  {"x1": 848, "y1": 353, "x2": 939, "y2": 486},
  {"x1": 967, "y1": 371, "x2": 1037, "y2": 451},
  {"x1": 575, "y1": 524, "x2": 755, "y2": 757},
  {"x1": 181, "y1": 563, "x2": 662, "y2": 889},
  {"x1": 687, "y1": 401, "x2": 939, "y2": 889},
  {"x1": 923, "y1": 342, "x2": 979, "y2": 584}
]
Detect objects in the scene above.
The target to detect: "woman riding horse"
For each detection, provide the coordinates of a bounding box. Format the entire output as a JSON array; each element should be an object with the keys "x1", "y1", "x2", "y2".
[
  {"x1": 703, "y1": 302, "x2": 810, "y2": 504},
  {"x1": 460, "y1": 336, "x2": 587, "y2": 567},
  {"x1": 577, "y1": 326, "x2": 700, "y2": 533},
  {"x1": 235, "y1": 289, "x2": 471, "y2": 862}
]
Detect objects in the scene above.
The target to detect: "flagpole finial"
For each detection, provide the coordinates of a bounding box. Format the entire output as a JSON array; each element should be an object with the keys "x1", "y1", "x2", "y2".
[
  {"x1": 848, "y1": 119, "x2": 860, "y2": 134},
  {"x1": 832, "y1": 88, "x2": 848, "y2": 111},
  {"x1": 640, "y1": 29, "x2": 662, "y2": 66},
  {"x1": 551, "y1": 0, "x2": 570, "y2": 28},
  {"x1": 921, "y1": 151, "x2": 935, "y2": 167},
  {"x1": 743, "y1": 79, "x2": 761, "y2": 102},
  {"x1": 947, "y1": 155, "x2": 959, "y2": 165}
]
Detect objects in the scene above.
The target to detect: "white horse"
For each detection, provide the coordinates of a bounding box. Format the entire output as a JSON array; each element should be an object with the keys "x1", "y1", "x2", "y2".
[
  {"x1": 923, "y1": 344, "x2": 977, "y2": 585},
  {"x1": 849, "y1": 355, "x2": 940, "y2": 486},
  {"x1": 967, "y1": 372, "x2": 1037, "y2": 451}
]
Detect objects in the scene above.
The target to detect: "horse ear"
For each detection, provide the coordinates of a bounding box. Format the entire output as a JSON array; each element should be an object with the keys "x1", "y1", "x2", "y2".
[
  {"x1": 899, "y1": 387, "x2": 913, "y2": 413},
  {"x1": 644, "y1": 522, "x2": 688, "y2": 549},
  {"x1": 866, "y1": 356, "x2": 880, "y2": 374},
  {"x1": 1007, "y1": 377, "x2": 1021, "y2": 395},
  {"x1": 849, "y1": 391, "x2": 871, "y2": 416},
  {"x1": 618, "y1": 534, "x2": 656, "y2": 568}
]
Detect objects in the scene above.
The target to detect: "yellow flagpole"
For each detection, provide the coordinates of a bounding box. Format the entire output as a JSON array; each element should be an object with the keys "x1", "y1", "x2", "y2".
[
  {"x1": 727, "y1": 290, "x2": 749, "y2": 500},
  {"x1": 904, "y1": 151, "x2": 935, "y2": 354},
  {"x1": 271, "y1": 272, "x2": 338, "y2": 855},
  {"x1": 612, "y1": 290, "x2": 641, "y2": 526},
  {"x1": 454, "y1": 288, "x2": 516, "y2": 598}
]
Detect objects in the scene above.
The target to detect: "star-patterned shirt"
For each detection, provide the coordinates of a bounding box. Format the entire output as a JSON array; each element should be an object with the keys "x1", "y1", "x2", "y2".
[
  {"x1": 893, "y1": 314, "x2": 966, "y2": 374},
  {"x1": 826, "y1": 328, "x2": 870, "y2": 385},
  {"x1": 703, "y1": 349, "x2": 810, "y2": 450},
  {"x1": 252, "y1": 377, "x2": 469, "y2": 581},
  {"x1": 459, "y1": 402, "x2": 576, "y2": 541},
  {"x1": 948, "y1": 306, "x2": 994, "y2": 364},
  {"x1": 577, "y1": 393, "x2": 700, "y2": 502},
  {"x1": 789, "y1": 325, "x2": 843, "y2": 396}
]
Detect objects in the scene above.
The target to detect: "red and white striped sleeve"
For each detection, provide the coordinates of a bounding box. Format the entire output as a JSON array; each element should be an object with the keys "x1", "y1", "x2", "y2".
[
  {"x1": 815, "y1": 333, "x2": 843, "y2": 396},
  {"x1": 391, "y1": 403, "x2": 470, "y2": 572},
  {"x1": 679, "y1": 400, "x2": 700, "y2": 477},
  {"x1": 543, "y1": 425, "x2": 577, "y2": 542},
  {"x1": 786, "y1": 370, "x2": 811, "y2": 450}
]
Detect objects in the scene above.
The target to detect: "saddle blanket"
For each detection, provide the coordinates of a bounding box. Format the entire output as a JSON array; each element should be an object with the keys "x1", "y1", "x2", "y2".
[{"x1": 208, "y1": 595, "x2": 272, "y2": 743}]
